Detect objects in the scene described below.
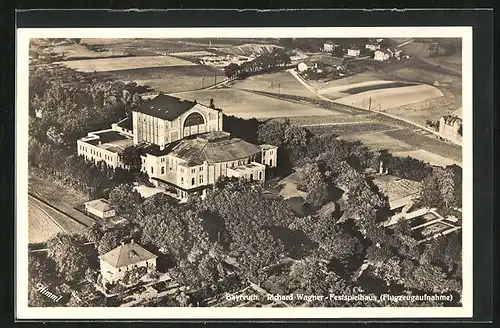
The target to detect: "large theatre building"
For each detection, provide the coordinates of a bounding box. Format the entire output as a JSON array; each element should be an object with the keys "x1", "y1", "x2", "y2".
[{"x1": 77, "y1": 93, "x2": 278, "y2": 201}]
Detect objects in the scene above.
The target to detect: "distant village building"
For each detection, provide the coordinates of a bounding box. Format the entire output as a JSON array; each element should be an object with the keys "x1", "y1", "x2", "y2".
[
  {"x1": 374, "y1": 49, "x2": 391, "y2": 61},
  {"x1": 297, "y1": 62, "x2": 308, "y2": 72},
  {"x1": 387, "y1": 48, "x2": 403, "y2": 60},
  {"x1": 347, "y1": 47, "x2": 360, "y2": 57},
  {"x1": 322, "y1": 42, "x2": 335, "y2": 52},
  {"x1": 99, "y1": 240, "x2": 157, "y2": 283},
  {"x1": 77, "y1": 93, "x2": 278, "y2": 201},
  {"x1": 84, "y1": 198, "x2": 116, "y2": 219},
  {"x1": 439, "y1": 108, "x2": 462, "y2": 143},
  {"x1": 365, "y1": 43, "x2": 381, "y2": 51}
]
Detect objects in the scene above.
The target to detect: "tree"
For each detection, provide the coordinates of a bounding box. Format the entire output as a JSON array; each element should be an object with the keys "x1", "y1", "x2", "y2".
[
  {"x1": 434, "y1": 166, "x2": 457, "y2": 208},
  {"x1": 418, "y1": 174, "x2": 444, "y2": 209},
  {"x1": 108, "y1": 183, "x2": 144, "y2": 217},
  {"x1": 257, "y1": 120, "x2": 288, "y2": 147},
  {"x1": 391, "y1": 156, "x2": 433, "y2": 181},
  {"x1": 46, "y1": 233, "x2": 90, "y2": 283},
  {"x1": 28, "y1": 254, "x2": 59, "y2": 307},
  {"x1": 224, "y1": 63, "x2": 240, "y2": 79},
  {"x1": 297, "y1": 162, "x2": 330, "y2": 208},
  {"x1": 121, "y1": 146, "x2": 143, "y2": 171},
  {"x1": 85, "y1": 222, "x2": 105, "y2": 244},
  {"x1": 97, "y1": 226, "x2": 132, "y2": 255}
]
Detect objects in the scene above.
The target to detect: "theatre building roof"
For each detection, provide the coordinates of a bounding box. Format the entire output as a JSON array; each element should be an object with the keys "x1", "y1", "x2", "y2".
[
  {"x1": 133, "y1": 93, "x2": 197, "y2": 121},
  {"x1": 170, "y1": 131, "x2": 262, "y2": 165}
]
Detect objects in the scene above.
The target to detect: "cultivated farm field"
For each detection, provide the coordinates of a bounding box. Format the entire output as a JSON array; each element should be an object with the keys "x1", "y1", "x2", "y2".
[
  {"x1": 60, "y1": 55, "x2": 196, "y2": 72},
  {"x1": 333, "y1": 84, "x2": 444, "y2": 111},
  {"x1": 340, "y1": 131, "x2": 418, "y2": 153},
  {"x1": 231, "y1": 71, "x2": 318, "y2": 98},
  {"x1": 52, "y1": 44, "x2": 126, "y2": 60},
  {"x1": 109, "y1": 65, "x2": 226, "y2": 93},
  {"x1": 172, "y1": 88, "x2": 337, "y2": 119},
  {"x1": 384, "y1": 129, "x2": 462, "y2": 163}
]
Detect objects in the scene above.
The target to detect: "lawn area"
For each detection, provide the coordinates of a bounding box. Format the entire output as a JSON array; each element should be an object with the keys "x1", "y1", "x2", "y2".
[
  {"x1": 231, "y1": 71, "x2": 318, "y2": 98},
  {"x1": 384, "y1": 128, "x2": 462, "y2": 163},
  {"x1": 120, "y1": 66, "x2": 225, "y2": 93},
  {"x1": 393, "y1": 150, "x2": 460, "y2": 167},
  {"x1": 28, "y1": 173, "x2": 96, "y2": 228},
  {"x1": 60, "y1": 55, "x2": 196, "y2": 72},
  {"x1": 52, "y1": 44, "x2": 126, "y2": 60},
  {"x1": 306, "y1": 122, "x2": 398, "y2": 137},
  {"x1": 340, "y1": 131, "x2": 418, "y2": 153},
  {"x1": 28, "y1": 198, "x2": 64, "y2": 243},
  {"x1": 279, "y1": 113, "x2": 375, "y2": 127},
  {"x1": 172, "y1": 88, "x2": 337, "y2": 119}
]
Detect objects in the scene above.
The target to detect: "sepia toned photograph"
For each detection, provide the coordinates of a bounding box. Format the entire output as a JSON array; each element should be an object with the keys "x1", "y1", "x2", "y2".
[{"x1": 16, "y1": 26, "x2": 472, "y2": 319}]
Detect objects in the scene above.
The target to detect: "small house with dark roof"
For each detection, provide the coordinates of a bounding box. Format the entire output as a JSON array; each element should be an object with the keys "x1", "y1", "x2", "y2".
[
  {"x1": 84, "y1": 198, "x2": 116, "y2": 219},
  {"x1": 99, "y1": 240, "x2": 157, "y2": 283}
]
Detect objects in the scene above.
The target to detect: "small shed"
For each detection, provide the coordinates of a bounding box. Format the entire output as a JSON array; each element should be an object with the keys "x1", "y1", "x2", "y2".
[{"x1": 84, "y1": 198, "x2": 116, "y2": 219}]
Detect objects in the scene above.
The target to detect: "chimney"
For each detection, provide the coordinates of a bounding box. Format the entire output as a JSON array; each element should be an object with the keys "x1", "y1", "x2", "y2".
[
  {"x1": 194, "y1": 99, "x2": 197, "y2": 104},
  {"x1": 209, "y1": 98, "x2": 215, "y2": 109},
  {"x1": 379, "y1": 160, "x2": 384, "y2": 175}
]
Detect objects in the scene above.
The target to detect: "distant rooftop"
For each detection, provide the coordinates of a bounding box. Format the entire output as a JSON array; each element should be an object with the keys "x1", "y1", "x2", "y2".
[
  {"x1": 133, "y1": 93, "x2": 197, "y2": 121},
  {"x1": 372, "y1": 175, "x2": 421, "y2": 204},
  {"x1": 81, "y1": 129, "x2": 134, "y2": 154},
  {"x1": 84, "y1": 198, "x2": 113, "y2": 212},
  {"x1": 260, "y1": 144, "x2": 278, "y2": 150}
]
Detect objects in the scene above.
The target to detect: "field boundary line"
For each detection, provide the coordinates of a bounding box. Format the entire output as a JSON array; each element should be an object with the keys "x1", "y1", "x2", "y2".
[
  {"x1": 288, "y1": 69, "x2": 463, "y2": 147},
  {"x1": 29, "y1": 197, "x2": 67, "y2": 234},
  {"x1": 28, "y1": 193, "x2": 90, "y2": 229},
  {"x1": 300, "y1": 120, "x2": 374, "y2": 127}
]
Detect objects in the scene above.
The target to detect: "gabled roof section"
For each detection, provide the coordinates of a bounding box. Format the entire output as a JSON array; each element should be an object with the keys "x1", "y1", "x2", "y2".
[
  {"x1": 84, "y1": 198, "x2": 113, "y2": 212},
  {"x1": 99, "y1": 242, "x2": 157, "y2": 268},
  {"x1": 133, "y1": 93, "x2": 197, "y2": 121}
]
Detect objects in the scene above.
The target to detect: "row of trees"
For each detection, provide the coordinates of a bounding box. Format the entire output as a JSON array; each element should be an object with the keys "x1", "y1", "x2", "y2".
[{"x1": 224, "y1": 48, "x2": 292, "y2": 79}]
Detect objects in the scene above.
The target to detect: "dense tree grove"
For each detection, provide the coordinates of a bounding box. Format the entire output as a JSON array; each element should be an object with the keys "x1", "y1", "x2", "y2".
[
  {"x1": 224, "y1": 48, "x2": 292, "y2": 79},
  {"x1": 29, "y1": 66, "x2": 143, "y2": 145}
]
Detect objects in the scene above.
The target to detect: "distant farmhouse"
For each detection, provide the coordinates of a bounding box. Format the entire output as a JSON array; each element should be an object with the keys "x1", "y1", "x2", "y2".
[
  {"x1": 347, "y1": 47, "x2": 361, "y2": 58},
  {"x1": 99, "y1": 240, "x2": 157, "y2": 283},
  {"x1": 77, "y1": 94, "x2": 278, "y2": 201},
  {"x1": 322, "y1": 41, "x2": 335, "y2": 52},
  {"x1": 374, "y1": 48, "x2": 403, "y2": 61},
  {"x1": 439, "y1": 108, "x2": 462, "y2": 144}
]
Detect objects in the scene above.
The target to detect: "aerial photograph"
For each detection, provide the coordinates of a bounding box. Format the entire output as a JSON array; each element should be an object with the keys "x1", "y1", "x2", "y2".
[{"x1": 27, "y1": 36, "x2": 463, "y2": 308}]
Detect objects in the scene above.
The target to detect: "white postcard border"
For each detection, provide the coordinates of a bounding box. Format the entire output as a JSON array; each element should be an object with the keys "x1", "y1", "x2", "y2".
[{"x1": 16, "y1": 26, "x2": 473, "y2": 319}]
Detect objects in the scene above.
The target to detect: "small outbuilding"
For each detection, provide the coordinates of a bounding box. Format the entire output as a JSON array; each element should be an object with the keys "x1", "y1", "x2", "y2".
[{"x1": 84, "y1": 198, "x2": 116, "y2": 219}]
